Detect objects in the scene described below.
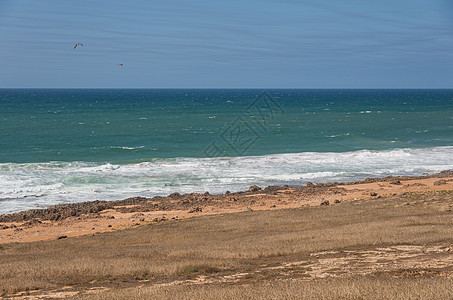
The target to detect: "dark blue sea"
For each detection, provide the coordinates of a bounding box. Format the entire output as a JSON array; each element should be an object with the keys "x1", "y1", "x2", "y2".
[{"x1": 1, "y1": 89, "x2": 452, "y2": 213}]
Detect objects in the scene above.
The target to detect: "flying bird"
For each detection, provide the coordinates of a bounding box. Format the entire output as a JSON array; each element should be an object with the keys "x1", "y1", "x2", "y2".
[
  {"x1": 74, "y1": 42, "x2": 83, "y2": 49},
  {"x1": 117, "y1": 64, "x2": 124, "y2": 66}
]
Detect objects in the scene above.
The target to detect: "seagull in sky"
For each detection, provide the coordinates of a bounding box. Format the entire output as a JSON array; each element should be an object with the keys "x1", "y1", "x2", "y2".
[{"x1": 74, "y1": 42, "x2": 83, "y2": 49}]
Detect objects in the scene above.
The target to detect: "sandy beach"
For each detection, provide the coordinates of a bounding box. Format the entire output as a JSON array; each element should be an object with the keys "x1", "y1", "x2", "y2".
[{"x1": 2, "y1": 172, "x2": 452, "y2": 244}]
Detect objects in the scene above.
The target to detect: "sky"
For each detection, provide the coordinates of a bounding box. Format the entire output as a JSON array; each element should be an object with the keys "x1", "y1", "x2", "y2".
[{"x1": 0, "y1": 0, "x2": 452, "y2": 88}]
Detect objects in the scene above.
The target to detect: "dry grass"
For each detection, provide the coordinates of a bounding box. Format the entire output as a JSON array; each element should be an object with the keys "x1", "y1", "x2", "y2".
[
  {"x1": 76, "y1": 275, "x2": 453, "y2": 300},
  {"x1": 1, "y1": 191, "x2": 453, "y2": 298}
]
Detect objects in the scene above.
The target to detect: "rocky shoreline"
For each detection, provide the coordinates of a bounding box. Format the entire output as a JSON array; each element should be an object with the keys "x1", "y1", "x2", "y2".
[
  {"x1": 1, "y1": 171, "x2": 453, "y2": 243},
  {"x1": 1, "y1": 171, "x2": 452, "y2": 223}
]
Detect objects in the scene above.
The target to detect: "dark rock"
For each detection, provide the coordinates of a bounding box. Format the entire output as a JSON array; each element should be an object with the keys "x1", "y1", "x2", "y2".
[
  {"x1": 188, "y1": 207, "x2": 203, "y2": 213},
  {"x1": 21, "y1": 219, "x2": 42, "y2": 228},
  {"x1": 440, "y1": 170, "x2": 453, "y2": 175},
  {"x1": 263, "y1": 186, "x2": 281, "y2": 193},
  {"x1": 57, "y1": 235, "x2": 67, "y2": 239},
  {"x1": 320, "y1": 200, "x2": 330, "y2": 206},
  {"x1": 334, "y1": 199, "x2": 341, "y2": 203},
  {"x1": 306, "y1": 182, "x2": 315, "y2": 188},
  {"x1": 249, "y1": 185, "x2": 261, "y2": 192},
  {"x1": 114, "y1": 197, "x2": 149, "y2": 205},
  {"x1": 0, "y1": 200, "x2": 115, "y2": 223},
  {"x1": 370, "y1": 192, "x2": 377, "y2": 197},
  {"x1": 390, "y1": 180, "x2": 402, "y2": 185},
  {"x1": 434, "y1": 179, "x2": 447, "y2": 186}
]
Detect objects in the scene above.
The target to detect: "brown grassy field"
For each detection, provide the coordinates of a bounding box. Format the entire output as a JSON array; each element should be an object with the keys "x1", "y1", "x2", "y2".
[
  {"x1": 74, "y1": 276, "x2": 453, "y2": 300},
  {"x1": 1, "y1": 190, "x2": 453, "y2": 299}
]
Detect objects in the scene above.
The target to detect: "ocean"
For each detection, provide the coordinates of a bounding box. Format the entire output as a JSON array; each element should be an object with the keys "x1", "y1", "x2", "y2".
[{"x1": 1, "y1": 89, "x2": 452, "y2": 214}]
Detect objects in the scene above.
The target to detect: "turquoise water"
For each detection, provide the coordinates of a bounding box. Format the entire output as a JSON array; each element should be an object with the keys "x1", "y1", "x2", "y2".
[{"x1": 1, "y1": 89, "x2": 452, "y2": 213}]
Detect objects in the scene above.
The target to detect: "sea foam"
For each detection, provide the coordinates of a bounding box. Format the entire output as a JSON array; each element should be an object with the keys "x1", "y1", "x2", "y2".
[{"x1": 0, "y1": 146, "x2": 452, "y2": 214}]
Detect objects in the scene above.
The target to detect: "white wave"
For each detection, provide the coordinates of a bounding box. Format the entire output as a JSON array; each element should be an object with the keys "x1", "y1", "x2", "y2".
[
  {"x1": 1, "y1": 146, "x2": 453, "y2": 214},
  {"x1": 110, "y1": 146, "x2": 145, "y2": 150}
]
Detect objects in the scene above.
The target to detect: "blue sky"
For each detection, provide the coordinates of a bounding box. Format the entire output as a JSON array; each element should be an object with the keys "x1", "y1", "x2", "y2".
[{"x1": 0, "y1": 0, "x2": 452, "y2": 88}]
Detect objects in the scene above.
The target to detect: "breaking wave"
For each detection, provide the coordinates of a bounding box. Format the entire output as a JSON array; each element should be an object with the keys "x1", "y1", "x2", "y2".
[{"x1": 1, "y1": 146, "x2": 453, "y2": 214}]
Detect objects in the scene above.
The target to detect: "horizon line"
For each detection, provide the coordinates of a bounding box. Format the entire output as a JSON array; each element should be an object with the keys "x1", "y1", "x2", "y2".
[{"x1": 1, "y1": 87, "x2": 453, "y2": 90}]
